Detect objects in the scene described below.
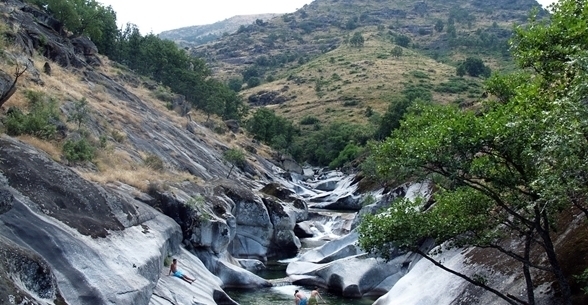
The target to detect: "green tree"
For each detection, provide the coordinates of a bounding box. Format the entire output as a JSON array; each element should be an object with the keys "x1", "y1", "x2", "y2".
[
  {"x1": 391, "y1": 46, "x2": 403, "y2": 58},
  {"x1": 247, "y1": 76, "x2": 261, "y2": 88},
  {"x1": 67, "y1": 97, "x2": 89, "y2": 128},
  {"x1": 434, "y1": 19, "x2": 444, "y2": 32},
  {"x1": 446, "y1": 24, "x2": 457, "y2": 38},
  {"x1": 227, "y1": 78, "x2": 243, "y2": 92},
  {"x1": 456, "y1": 57, "x2": 491, "y2": 77},
  {"x1": 223, "y1": 148, "x2": 245, "y2": 178},
  {"x1": 358, "y1": 1, "x2": 588, "y2": 304},
  {"x1": 271, "y1": 134, "x2": 288, "y2": 160},
  {"x1": 350, "y1": 32, "x2": 364, "y2": 48},
  {"x1": 30, "y1": 0, "x2": 118, "y2": 55},
  {"x1": 245, "y1": 108, "x2": 297, "y2": 144},
  {"x1": 395, "y1": 34, "x2": 411, "y2": 48},
  {"x1": 375, "y1": 97, "x2": 412, "y2": 139}
]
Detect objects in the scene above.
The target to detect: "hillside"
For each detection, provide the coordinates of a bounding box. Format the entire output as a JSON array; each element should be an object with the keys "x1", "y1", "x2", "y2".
[
  {"x1": 1, "y1": 1, "x2": 587, "y2": 305},
  {"x1": 159, "y1": 13, "x2": 279, "y2": 47},
  {"x1": 192, "y1": 0, "x2": 545, "y2": 127}
]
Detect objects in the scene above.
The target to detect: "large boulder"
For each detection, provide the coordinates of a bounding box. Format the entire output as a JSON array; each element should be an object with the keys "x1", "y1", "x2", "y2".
[
  {"x1": 150, "y1": 248, "x2": 238, "y2": 305},
  {"x1": 288, "y1": 232, "x2": 431, "y2": 298},
  {"x1": 263, "y1": 197, "x2": 301, "y2": 259},
  {"x1": 193, "y1": 250, "x2": 271, "y2": 290},
  {"x1": 0, "y1": 136, "x2": 188, "y2": 304},
  {"x1": 219, "y1": 183, "x2": 303, "y2": 261}
]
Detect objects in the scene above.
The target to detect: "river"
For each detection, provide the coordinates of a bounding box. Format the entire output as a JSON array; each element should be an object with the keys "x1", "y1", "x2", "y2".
[{"x1": 227, "y1": 208, "x2": 375, "y2": 305}]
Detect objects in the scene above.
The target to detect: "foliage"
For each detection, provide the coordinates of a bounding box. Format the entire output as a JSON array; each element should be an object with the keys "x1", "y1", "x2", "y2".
[
  {"x1": 358, "y1": 1, "x2": 588, "y2": 304},
  {"x1": 67, "y1": 97, "x2": 89, "y2": 128},
  {"x1": 375, "y1": 97, "x2": 413, "y2": 140},
  {"x1": 63, "y1": 137, "x2": 95, "y2": 162},
  {"x1": 511, "y1": 3, "x2": 588, "y2": 84},
  {"x1": 246, "y1": 76, "x2": 261, "y2": 88},
  {"x1": 395, "y1": 34, "x2": 411, "y2": 48},
  {"x1": 27, "y1": 0, "x2": 118, "y2": 56},
  {"x1": 350, "y1": 32, "x2": 364, "y2": 48},
  {"x1": 299, "y1": 115, "x2": 320, "y2": 125},
  {"x1": 328, "y1": 143, "x2": 362, "y2": 169},
  {"x1": 456, "y1": 57, "x2": 491, "y2": 78},
  {"x1": 484, "y1": 71, "x2": 530, "y2": 103},
  {"x1": 144, "y1": 154, "x2": 164, "y2": 171},
  {"x1": 107, "y1": 24, "x2": 245, "y2": 121},
  {"x1": 574, "y1": 269, "x2": 588, "y2": 295},
  {"x1": 391, "y1": 46, "x2": 403, "y2": 58},
  {"x1": 434, "y1": 19, "x2": 444, "y2": 32},
  {"x1": 2, "y1": 91, "x2": 59, "y2": 139},
  {"x1": 223, "y1": 148, "x2": 245, "y2": 178},
  {"x1": 434, "y1": 77, "x2": 472, "y2": 94},
  {"x1": 401, "y1": 84, "x2": 432, "y2": 102},
  {"x1": 245, "y1": 108, "x2": 297, "y2": 145},
  {"x1": 227, "y1": 78, "x2": 243, "y2": 92},
  {"x1": 294, "y1": 122, "x2": 372, "y2": 166}
]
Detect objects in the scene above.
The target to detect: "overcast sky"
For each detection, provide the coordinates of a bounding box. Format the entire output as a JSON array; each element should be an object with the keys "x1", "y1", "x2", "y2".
[{"x1": 97, "y1": 0, "x2": 559, "y2": 35}]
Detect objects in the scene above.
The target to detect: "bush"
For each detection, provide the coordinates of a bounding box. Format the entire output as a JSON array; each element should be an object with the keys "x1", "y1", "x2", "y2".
[
  {"x1": 435, "y1": 77, "x2": 470, "y2": 93},
  {"x1": 574, "y1": 268, "x2": 588, "y2": 295},
  {"x1": 63, "y1": 138, "x2": 95, "y2": 162},
  {"x1": 456, "y1": 57, "x2": 491, "y2": 78},
  {"x1": 395, "y1": 35, "x2": 411, "y2": 47},
  {"x1": 329, "y1": 143, "x2": 363, "y2": 169},
  {"x1": 247, "y1": 77, "x2": 261, "y2": 88},
  {"x1": 144, "y1": 154, "x2": 164, "y2": 171},
  {"x1": 2, "y1": 91, "x2": 60, "y2": 139},
  {"x1": 300, "y1": 116, "x2": 320, "y2": 125}
]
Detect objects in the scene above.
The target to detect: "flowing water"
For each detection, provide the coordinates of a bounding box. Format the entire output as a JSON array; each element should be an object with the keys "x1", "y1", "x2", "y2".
[{"x1": 227, "y1": 209, "x2": 376, "y2": 305}]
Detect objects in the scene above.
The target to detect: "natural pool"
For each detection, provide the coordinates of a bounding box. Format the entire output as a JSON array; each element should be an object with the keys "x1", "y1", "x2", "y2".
[
  {"x1": 226, "y1": 285, "x2": 376, "y2": 305},
  {"x1": 225, "y1": 259, "x2": 376, "y2": 305}
]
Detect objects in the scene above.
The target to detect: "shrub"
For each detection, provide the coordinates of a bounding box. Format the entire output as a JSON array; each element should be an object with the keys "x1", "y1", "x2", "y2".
[
  {"x1": 574, "y1": 268, "x2": 588, "y2": 295},
  {"x1": 111, "y1": 130, "x2": 125, "y2": 143},
  {"x1": 434, "y1": 77, "x2": 470, "y2": 93},
  {"x1": 329, "y1": 143, "x2": 363, "y2": 169},
  {"x1": 247, "y1": 77, "x2": 261, "y2": 88},
  {"x1": 144, "y1": 154, "x2": 164, "y2": 171},
  {"x1": 63, "y1": 138, "x2": 95, "y2": 162},
  {"x1": 2, "y1": 91, "x2": 60, "y2": 139},
  {"x1": 300, "y1": 116, "x2": 320, "y2": 125}
]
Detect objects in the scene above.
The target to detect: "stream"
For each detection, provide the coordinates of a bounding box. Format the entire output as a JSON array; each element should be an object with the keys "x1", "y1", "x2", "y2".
[{"x1": 226, "y1": 208, "x2": 376, "y2": 305}]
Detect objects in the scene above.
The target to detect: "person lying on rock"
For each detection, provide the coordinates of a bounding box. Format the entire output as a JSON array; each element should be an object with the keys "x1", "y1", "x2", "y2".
[
  {"x1": 295, "y1": 289, "x2": 308, "y2": 305},
  {"x1": 168, "y1": 258, "x2": 195, "y2": 284}
]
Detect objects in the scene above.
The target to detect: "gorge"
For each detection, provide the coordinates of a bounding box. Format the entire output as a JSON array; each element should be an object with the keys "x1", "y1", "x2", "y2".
[{"x1": 0, "y1": 0, "x2": 587, "y2": 304}]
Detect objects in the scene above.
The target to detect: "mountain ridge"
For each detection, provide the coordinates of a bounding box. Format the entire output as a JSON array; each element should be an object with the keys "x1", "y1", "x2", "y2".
[{"x1": 159, "y1": 13, "x2": 279, "y2": 47}]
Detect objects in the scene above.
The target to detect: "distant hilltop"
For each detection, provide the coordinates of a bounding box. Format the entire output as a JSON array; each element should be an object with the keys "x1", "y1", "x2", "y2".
[{"x1": 159, "y1": 13, "x2": 279, "y2": 47}]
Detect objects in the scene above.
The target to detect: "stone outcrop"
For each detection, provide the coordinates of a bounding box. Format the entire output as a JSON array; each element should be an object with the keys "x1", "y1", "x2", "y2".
[
  {"x1": 287, "y1": 231, "x2": 431, "y2": 298},
  {"x1": 247, "y1": 90, "x2": 288, "y2": 106},
  {"x1": 0, "y1": 136, "x2": 236, "y2": 304}
]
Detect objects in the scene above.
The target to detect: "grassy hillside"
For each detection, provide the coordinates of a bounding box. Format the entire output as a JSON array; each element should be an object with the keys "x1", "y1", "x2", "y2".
[{"x1": 193, "y1": 0, "x2": 544, "y2": 129}]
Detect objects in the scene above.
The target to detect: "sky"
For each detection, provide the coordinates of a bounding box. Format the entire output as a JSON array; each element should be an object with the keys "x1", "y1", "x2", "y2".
[
  {"x1": 97, "y1": 0, "x2": 314, "y2": 34},
  {"x1": 97, "y1": 0, "x2": 559, "y2": 35}
]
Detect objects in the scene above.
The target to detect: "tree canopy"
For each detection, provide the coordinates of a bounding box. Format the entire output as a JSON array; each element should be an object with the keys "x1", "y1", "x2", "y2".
[{"x1": 358, "y1": 1, "x2": 588, "y2": 304}]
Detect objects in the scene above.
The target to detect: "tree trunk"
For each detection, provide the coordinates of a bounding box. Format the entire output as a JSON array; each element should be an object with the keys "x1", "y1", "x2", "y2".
[
  {"x1": 523, "y1": 231, "x2": 536, "y2": 305},
  {"x1": 537, "y1": 209, "x2": 572, "y2": 305},
  {"x1": 226, "y1": 164, "x2": 234, "y2": 178}
]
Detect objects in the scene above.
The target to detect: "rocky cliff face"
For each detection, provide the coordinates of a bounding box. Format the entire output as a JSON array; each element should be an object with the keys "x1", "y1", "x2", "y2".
[{"x1": 0, "y1": 0, "x2": 312, "y2": 304}]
